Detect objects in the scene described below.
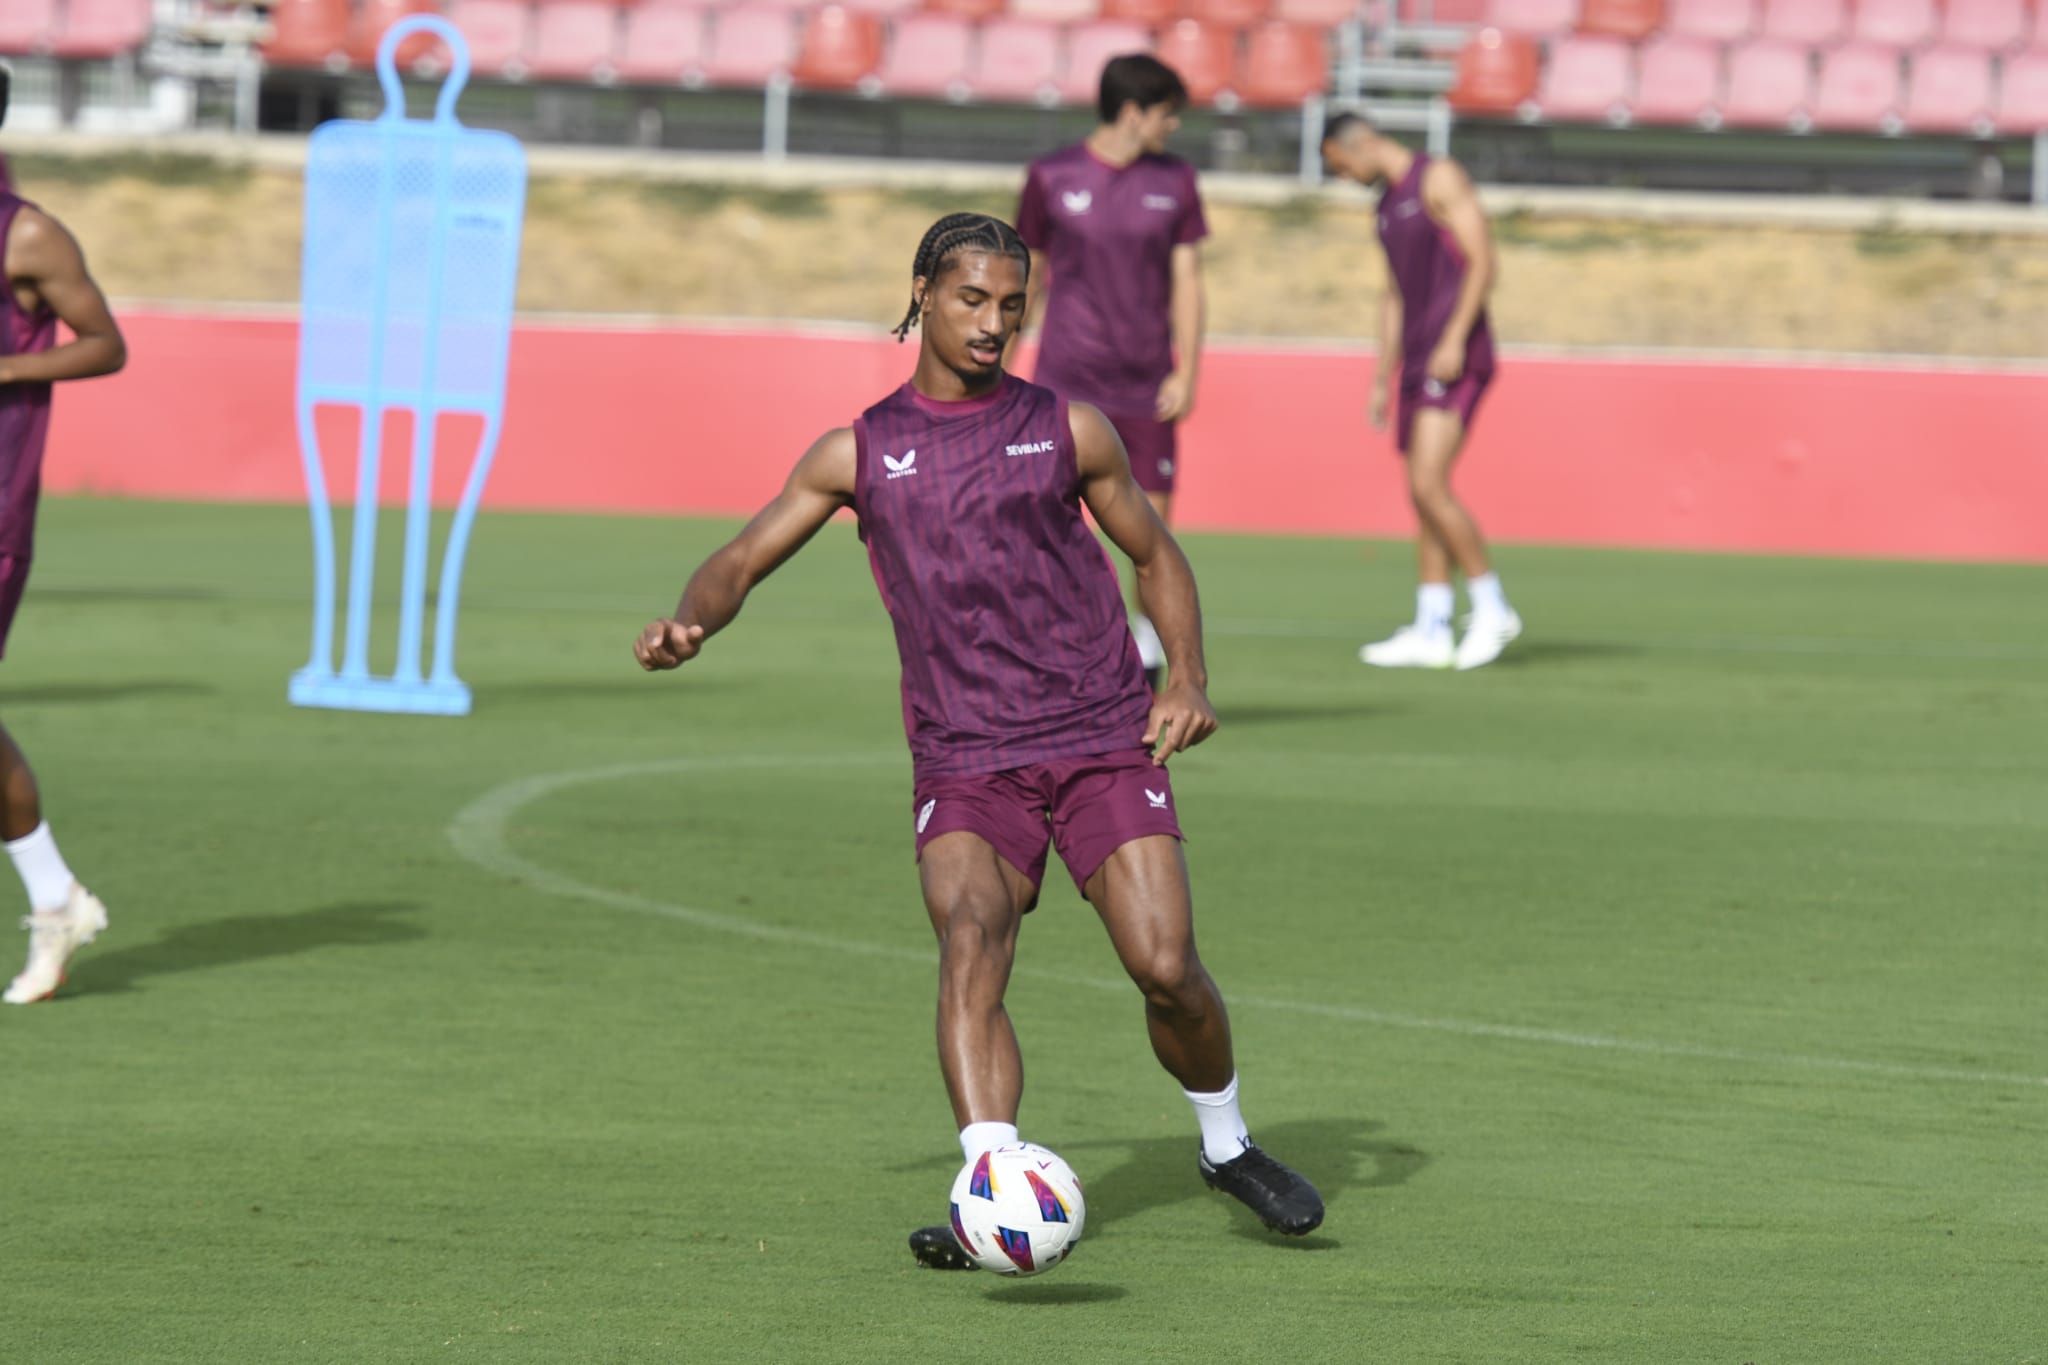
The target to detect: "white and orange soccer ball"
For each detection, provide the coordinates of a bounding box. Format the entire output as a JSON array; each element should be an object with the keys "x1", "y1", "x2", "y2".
[{"x1": 947, "y1": 1142, "x2": 1086, "y2": 1276}]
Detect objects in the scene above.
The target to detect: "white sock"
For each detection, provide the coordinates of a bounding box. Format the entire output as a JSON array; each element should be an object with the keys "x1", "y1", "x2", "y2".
[
  {"x1": 959, "y1": 1121, "x2": 1019, "y2": 1162},
  {"x1": 1184, "y1": 1074, "x2": 1253, "y2": 1165},
  {"x1": 1414, "y1": 583, "x2": 1454, "y2": 636},
  {"x1": 6, "y1": 821, "x2": 75, "y2": 914},
  {"x1": 1131, "y1": 614, "x2": 1165, "y2": 670},
  {"x1": 1468, "y1": 572, "x2": 1509, "y2": 618}
]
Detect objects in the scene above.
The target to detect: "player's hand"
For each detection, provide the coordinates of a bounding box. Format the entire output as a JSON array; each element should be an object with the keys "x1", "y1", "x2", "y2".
[
  {"x1": 1155, "y1": 370, "x2": 1196, "y2": 423},
  {"x1": 1426, "y1": 339, "x2": 1466, "y2": 386},
  {"x1": 634, "y1": 619, "x2": 705, "y2": 671},
  {"x1": 1143, "y1": 681, "x2": 1218, "y2": 766},
  {"x1": 1367, "y1": 384, "x2": 1389, "y2": 432}
]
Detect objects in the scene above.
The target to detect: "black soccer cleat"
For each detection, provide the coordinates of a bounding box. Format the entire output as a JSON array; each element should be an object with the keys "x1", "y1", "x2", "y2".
[
  {"x1": 1199, "y1": 1142, "x2": 1325, "y2": 1236},
  {"x1": 909, "y1": 1224, "x2": 978, "y2": 1271}
]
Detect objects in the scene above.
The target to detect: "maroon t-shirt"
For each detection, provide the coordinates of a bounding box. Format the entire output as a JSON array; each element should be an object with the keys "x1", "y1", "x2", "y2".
[
  {"x1": 851, "y1": 375, "x2": 1152, "y2": 781},
  {"x1": 1016, "y1": 144, "x2": 1207, "y2": 419},
  {"x1": 1377, "y1": 152, "x2": 1496, "y2": 386},
  {"x1": 0, "y1": 192, "x2": 58, "y2": 557}
]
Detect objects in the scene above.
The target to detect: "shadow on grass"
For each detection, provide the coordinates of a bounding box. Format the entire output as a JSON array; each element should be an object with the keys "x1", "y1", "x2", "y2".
[
  {"x1": 2, "y1": 680, "x2": 214, "y2": 706},
  {"x1": 1487, "y1": 638, "x2": 1642, "y2": 667},
  {"x1": 983, "y1": 1278, "x2": 1130, "y2": 1305},
  {"x1": 33, "y1": 584, "x2": 225, "y2": 604},
  {"x1": 64, "y1": 900, "x2": 426, "y2": 997},
  {"x1": 1065, "y1": 1115, "x2": 1428, "y2": 1246}
]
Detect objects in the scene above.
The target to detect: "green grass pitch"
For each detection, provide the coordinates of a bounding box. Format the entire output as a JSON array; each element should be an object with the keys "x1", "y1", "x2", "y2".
[{"x1": 1, "y1": 498, "x2": 2042, "y2": 1363}]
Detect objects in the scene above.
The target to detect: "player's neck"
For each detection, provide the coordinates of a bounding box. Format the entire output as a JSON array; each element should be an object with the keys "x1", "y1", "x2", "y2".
[
  {"x1": 1084, "y1": 126, "x2": 1143, "y2": 169},
  {"x1": 1381, "y1": 145, "x2": 1417, "y2": 186},
  {"x1": 910, "y1": 355, "x2": 1007, "y2": 406}
]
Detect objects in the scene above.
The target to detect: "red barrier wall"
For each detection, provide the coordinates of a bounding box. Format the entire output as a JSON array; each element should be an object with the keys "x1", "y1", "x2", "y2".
[{"x1": 46, "y1": 310, "x2": 2048, "y2": 561}]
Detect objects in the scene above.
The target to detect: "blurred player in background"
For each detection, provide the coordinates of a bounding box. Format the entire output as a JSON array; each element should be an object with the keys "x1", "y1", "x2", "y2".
[
  {"x1": 634, "y1": 213, "x2": 1322, "y2": 1266},
  {"x1": 1322, "y1": 113, "x2": 1521, "y2": 671},
  {"x1": 1016, "y1": 55, "x2": 1206, "y2": 690},
  {"x1": 0, "y1": 66, "x2": 127, "y2": 1002}
]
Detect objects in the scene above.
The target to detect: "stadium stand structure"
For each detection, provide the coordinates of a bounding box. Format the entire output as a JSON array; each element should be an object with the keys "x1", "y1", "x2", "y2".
[{"x1": 1, "y1": 0, "x2": 2043, "y2": 197}]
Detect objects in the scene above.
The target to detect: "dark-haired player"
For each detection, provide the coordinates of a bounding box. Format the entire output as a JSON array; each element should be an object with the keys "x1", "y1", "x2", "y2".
[
  {"x1": 0, "y1": 66, "x2": 128, "y2": 1003},
  {"x1": 1322, "y1": 113, "x2": 1520, "y2": 671},
  {"x1": 634, "y1": 213, "x2": 1321, "y2": 1266},
  {"x1": 1016, "y1": 54, "x2": 1206, "y2": 688}
]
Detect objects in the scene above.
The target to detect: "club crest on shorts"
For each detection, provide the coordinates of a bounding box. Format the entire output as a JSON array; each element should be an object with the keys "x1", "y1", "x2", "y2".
[{"x1": 917, "y1": 798, "x2": 936, "y2": 833}]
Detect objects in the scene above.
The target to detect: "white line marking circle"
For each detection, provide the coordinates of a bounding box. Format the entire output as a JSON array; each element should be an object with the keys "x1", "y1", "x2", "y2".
[{"x1": 446, "y1": 754, "x2": 2046, "y2": 1092}]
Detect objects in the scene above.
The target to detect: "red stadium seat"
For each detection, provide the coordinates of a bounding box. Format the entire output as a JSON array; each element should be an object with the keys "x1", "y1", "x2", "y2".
[
  {"x1": 1273, "y1": 0, "x2": 1357, "y2": 22},
  {"x1": 615, "y1": 2, "x2": 709, "y2": 83},
  {"x1": 1010, "y1": 0, "x2": 1101, "y2": 18},
  {"x1": 703, "y1": 7, "x2": 797, "y2": 85},
  {"x1": 1537, "y1": 33, "x2": 1631, "y2": 120},
  {"x1": 1405, "y1": 0, "x2": 1490, "y2": 20},
  {"x1": 872, "y1": 12, "x2": 973, "y2": 96},
  {"x1": 964, "y1": 17, "x2": 1062, "y2": 102},
  {"x1": 1101, "y1": 0, "x2": 1179, "y2": 19},
  {"x1": 1936, "y1": 0, "x2": 2027, "y2": 52},
  {"x1": 1059, "y1": 20, "x2": 1154, "y2": 103},
  {"x1": 1849, "y1": 0, "x2": 1933, "y2": 49},
  {"x1": 527, "y1": 1, "x2": 622, "y2": 81},
  {"x1": 1993, "y1": 52, "x2": 2048, "y2": 130},
  {"x1": 1185, "y1": 0, "x2": 1275, "y2": 27},
  {"x1": 1758, "y1": 0, "x2": 1844, "y2": 45},
  {"x1": 0, "y1": 0, "x2": 58, "y2": 57},
  {"x1": 1576, "y1": 0, "x2": 1664, "y2": 40},
  {"x1": 1663, "y1": 0, "x2": 1755, "y2": 41},
  {"x1": 447, "y1": 0, "x2": 533, "y2": 79},
  {"x1": 791, "y1": 5, "x2": 883, "y2": 87},
  {"x1": 925, "y1": 0, "x2": 1008, "y2": 20},
  {"x1": 1484, "y1": 0, "x2": 1578, "y2": 35},
  {"x1": 50, "y1": 0, "x2": 154, "y2": 59},
  {"x1": 262, "y1": 0, "x2": 352, "y2": 70},
  {"x1": 1811, "y1": 42, "x2": 1901, "y2": 129},
  {"x1": 741, "y1": 0, "x2": 825, "y2": 10},
  {"x1": 841, "y1": 0, "x2": 924, "y2": 14},
  {"x1": 1447, "y1": 27, "x2": 1539, "y2": 112},
  {"x1": 1630, "y1": 34, "x2": 1720, "y2": 122},
  {"x1": 1239, "y1": 20, "x2": 1327, "y2": 105},
  {"x1": 1720, "y1": 37, "x2": 1811, "y2": 125},
  {"x1": 1900, "y1": 46, "x2": 1992, "y2": 131},
  {"x1": 1153, "y1": 17, "x2": 1239, "y2": 104},
  {"x1": 350, "y1": 0, "x2": 442, "y2": 69}
]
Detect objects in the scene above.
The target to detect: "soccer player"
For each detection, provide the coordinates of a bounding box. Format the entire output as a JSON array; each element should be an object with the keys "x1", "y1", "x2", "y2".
[
  {"x1": 0, "y1": 67, "x2": 127, "y2": 1003},
  {"x1": 1015, "y1": 54, "x2": 1206, "y2": 688},
  {"x1": 1321, "y1": 113, "x2": 1521, "y2": 671},
  {"x1": 634, "y1": 214, "x2": 1322, "y2": 1266}
]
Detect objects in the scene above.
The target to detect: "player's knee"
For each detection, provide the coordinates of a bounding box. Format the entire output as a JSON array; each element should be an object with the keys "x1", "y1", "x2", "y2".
[
  {"x1": 936, "y1": 894, "x2": 1016, "y2": 974},
  {"x1": 1130, "y1": 944, "x2": 1206, "y2": 1012}
]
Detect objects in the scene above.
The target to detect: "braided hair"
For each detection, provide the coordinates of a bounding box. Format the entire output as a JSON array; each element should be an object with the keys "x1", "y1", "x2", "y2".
[{"x1": 891, "y1": 213, "x2": 1032, "y2": 342}]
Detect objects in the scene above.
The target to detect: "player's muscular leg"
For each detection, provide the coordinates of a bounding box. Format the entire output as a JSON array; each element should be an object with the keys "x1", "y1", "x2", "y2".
[
  {"x1": 0, "y1": 723, "x2": 43, "y2": 841},
  {"x1": 1085, "y1": 835, "x2": 1233, "y2": 1092},
  {"x1": 919, "y1": 832, "x2": 1037, "y2": 1128},
  {"x1": 1407, "y1": 410, "x2": 1491, "y2": 580}
]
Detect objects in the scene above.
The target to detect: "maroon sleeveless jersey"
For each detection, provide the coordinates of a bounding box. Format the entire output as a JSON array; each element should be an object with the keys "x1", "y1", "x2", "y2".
[
  {"x1": 0, "y1": 192, "x2": 58, "y2": 557},
  {"x1": 1376, "y1": 153, "x2": 1496, "y2": 378},
  {"x1": 852, "y1": 376, "x2": 1152, "y2": 780}
]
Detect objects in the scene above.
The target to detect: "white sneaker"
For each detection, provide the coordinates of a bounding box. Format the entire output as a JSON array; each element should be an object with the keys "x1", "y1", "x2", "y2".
[
  {"x1": 1360, "y1": 626, "x2": 1455, "y2": 669},
  {"x1": 1454, "y1": 608, "x2": 1524, "y2": 671},
  {"x1": 4, "y1": 883, "x2": 109, "y2": 1005}
]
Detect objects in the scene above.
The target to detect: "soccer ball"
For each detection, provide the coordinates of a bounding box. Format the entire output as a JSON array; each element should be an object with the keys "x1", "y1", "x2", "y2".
[{"x1": 948, "y1": 1142, "x2": 1086, "y2": 1276}]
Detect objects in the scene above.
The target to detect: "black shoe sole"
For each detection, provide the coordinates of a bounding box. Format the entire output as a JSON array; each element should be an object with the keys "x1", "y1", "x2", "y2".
[{"x1": 909, "y1": 1225, "x2": 978, "y2": 1271}]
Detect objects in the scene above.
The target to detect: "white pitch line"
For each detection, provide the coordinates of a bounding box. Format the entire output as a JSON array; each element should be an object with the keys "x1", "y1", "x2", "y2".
[{"x1": 446, "y1": 754, "x2": 2047, "y2": 1092}]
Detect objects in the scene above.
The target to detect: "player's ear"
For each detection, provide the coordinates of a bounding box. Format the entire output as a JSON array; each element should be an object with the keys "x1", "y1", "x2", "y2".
[{"x1": 912, "y1": 277, "x2": 930, "y2": 318}]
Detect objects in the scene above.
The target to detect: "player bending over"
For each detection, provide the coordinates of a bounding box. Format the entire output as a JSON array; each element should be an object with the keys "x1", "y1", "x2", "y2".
[
  {"x1": 0, "y1": 67, "x2": 127, "y2": 1003},
  {"x1": 634, "y1": 213, "x2": 1322, "y2": 1266},
  {"x1": 1322, "y1": 113, "x2": 1521, "y2": 671}
]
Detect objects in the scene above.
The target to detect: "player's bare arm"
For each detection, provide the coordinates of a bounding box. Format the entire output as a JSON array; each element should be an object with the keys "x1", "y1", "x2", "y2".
[
  {"x1": 634, "y1": 427, "x2": 856, "y2": 671},
  {"x1": 1071, "y1": 401, "x2": 1216, "y2": 764},
  {"x1": 1420, "y1": 159, "x2": 1496, "y2": 387},
  {"x1": 1371, "y1": 287, "x2": 1403, "y2": 431},
  {"x1": 1155, "y1": 242, "x2": 1204, "y2": 423},
  {"x1": 0, "y1": 207, "x2": 125, "y2": 386}
]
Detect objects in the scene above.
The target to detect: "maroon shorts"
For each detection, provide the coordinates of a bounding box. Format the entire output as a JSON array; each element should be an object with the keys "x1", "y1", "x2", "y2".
[
  {"x1": 1106, "y1": 411, "x2": 1179, "y2": 495},
  {"x1": 0, "y1": 555, "x2": 30, "y2": 659},
  {"x1": 912, "y1": 748, "x2": 1184, "y2": 897},
  {"x1": 1397, "y1": 369, "x2": 1492, "y2": 455}
]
